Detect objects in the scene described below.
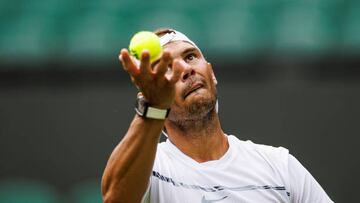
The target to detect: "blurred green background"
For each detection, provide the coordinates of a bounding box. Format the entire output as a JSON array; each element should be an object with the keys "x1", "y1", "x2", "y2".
[
  {"x1": 1, "y1": 0, "x2": 359, "y2": 66},
  {"x1": 1, "y1": 0, "x2": 359, "y2": 202}
]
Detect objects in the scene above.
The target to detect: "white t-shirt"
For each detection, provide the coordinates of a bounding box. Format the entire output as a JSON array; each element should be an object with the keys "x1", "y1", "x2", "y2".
[{"x1": 141, "y1": 135, "x2": 333, "y2": 203}]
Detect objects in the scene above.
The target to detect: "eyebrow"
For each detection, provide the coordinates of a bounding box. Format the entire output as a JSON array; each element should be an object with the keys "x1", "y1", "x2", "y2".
[
  {"x1": 181, "y1": 47, "x2": 198, "y2": 56},
  {"x1": 151, "y1": 47, "x2": 198, "y2": 69}
]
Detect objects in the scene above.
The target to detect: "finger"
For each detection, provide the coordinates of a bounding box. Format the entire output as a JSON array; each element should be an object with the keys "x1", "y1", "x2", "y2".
[
  {"x1": 137, "y1": 92, "x2": 143, "y2": 97},
  {"x1": 139, "y1": 50, "x2": 151, "y2": 77},
  {"x1": 118, "y1": 49, "x2": 125, "y2": 65},
  {"x1": 154, "y1": 51, "x2": 172, "y2": 76},
  {"x1": 168, "y1": 59, "x2": 183, "y2": 84},
  {"x1": 119, "y1": 49, "x2": 139, "y2": 76}
]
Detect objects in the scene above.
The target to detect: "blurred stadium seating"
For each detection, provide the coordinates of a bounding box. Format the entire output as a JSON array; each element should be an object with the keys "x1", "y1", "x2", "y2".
[
  {"x1": 0, "y1": 178, "x2": 102, "y2": 203},
  {"x1": 68, "y1": 179, "x2": 102, "y2": 203},
  {"x1": 0, "y1": 178, "x2": 60, "y2": 203},
  {"x1": 0, "y1": 0, "x2": 358, "y2": 67}
]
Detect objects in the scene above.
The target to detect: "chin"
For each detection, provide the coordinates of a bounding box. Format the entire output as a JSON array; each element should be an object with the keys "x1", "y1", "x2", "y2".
[
  {"x1": 167, "y1": 93, "x2": 217, "y2": 127},
  {"x1": 185, "y1": 94, "x2": 216, "y2": 117}
]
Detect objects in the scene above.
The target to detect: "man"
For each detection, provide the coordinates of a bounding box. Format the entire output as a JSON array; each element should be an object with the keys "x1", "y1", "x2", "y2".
[{"x1": 101, "y1": 29, "x2": 333, "y2": 203}]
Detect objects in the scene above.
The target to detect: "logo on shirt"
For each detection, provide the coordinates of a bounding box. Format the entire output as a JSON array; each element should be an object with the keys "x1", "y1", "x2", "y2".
[{"x1": 201, "y1": 195, "x2": 228, "y2": 203}]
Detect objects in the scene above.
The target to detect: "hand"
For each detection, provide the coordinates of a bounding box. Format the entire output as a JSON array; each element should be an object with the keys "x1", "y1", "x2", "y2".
[{"x1": 119, "y1": 49, "x2": 183, "y2": 109}]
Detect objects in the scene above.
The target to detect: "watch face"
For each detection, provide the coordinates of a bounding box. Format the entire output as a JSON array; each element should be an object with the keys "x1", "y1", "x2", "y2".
[{"x1": 136, "y1": 96, "x2": 147, "y2": 116}]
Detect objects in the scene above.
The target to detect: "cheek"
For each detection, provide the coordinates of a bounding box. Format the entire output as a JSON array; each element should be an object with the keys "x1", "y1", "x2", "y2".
[
  {"x1": 205, "y1": 72, "x2": 215, "y2": 88},
  {"x1": 173, "y1": 82, "x2": 185, "y2": 101}
]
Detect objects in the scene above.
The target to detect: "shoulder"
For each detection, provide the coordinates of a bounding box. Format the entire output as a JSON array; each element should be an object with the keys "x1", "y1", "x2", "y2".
[
  {"x1": 228, "y1": 135, "x2": 290, "y2": 170},
  {"x1": 228, "y1": 135, "x2": 289, "y2": 157}
]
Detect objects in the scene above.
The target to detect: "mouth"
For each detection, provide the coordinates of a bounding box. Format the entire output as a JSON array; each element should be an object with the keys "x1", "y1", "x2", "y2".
[{"x1": 184, "y1": 82, "x2": 204, "y2": 99}]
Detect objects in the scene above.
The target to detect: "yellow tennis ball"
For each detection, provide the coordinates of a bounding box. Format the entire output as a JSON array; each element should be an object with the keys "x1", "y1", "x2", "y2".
[{"x1": 129, "y1": 31, "x2": 162, "y2": 62}]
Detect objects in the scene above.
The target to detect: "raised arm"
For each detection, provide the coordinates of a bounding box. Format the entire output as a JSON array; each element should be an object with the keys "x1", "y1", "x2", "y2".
[{"x1": 101, "y1": 49, "x2": 182, "y2": 203}]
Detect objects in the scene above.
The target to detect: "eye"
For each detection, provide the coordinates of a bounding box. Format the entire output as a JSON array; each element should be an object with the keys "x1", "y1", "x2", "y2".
[{"x1": 185, "y1": 53, "x2": 197, "y2": 62}]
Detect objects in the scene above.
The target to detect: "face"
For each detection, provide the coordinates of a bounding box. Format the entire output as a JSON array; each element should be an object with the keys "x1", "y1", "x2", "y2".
[{"x1": 159, "y1": 41, "x2": 218, "y2": 123}]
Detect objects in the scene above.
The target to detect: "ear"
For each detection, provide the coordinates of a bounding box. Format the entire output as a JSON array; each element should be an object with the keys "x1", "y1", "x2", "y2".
[{"x1": 207, "y1": 62, "x2": 217, "y2": 85}]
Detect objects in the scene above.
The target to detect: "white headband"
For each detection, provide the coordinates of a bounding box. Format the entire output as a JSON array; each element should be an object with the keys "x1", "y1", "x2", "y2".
[{"x1": 159, "y1": 30, "x2": 199, "y2": 49}]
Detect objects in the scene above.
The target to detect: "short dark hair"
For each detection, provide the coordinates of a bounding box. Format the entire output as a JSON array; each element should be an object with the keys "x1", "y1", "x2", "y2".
[{"x1": 153, "y1": 28, "x2": 175, "y2": 37}]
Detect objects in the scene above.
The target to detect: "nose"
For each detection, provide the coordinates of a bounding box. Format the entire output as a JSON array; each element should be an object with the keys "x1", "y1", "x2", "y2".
[{"x1": 177, "y1": 60, "x2": 195, "y2": 82}]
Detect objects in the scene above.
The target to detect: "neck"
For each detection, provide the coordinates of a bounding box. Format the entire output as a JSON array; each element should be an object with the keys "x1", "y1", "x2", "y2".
[{"x1": 165, "y1": 110, "x2": 228, "y2": 163}]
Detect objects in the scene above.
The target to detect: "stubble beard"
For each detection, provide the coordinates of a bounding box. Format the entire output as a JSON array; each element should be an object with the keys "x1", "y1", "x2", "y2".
[{"x1": 167, "y1": 91, "x2": 217, "y2": 134}]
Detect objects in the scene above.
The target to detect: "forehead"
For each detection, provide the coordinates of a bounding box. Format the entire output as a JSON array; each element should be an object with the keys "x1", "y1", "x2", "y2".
[{"x1": 162, "y1": 41, "x2": 199, "y2": 57}]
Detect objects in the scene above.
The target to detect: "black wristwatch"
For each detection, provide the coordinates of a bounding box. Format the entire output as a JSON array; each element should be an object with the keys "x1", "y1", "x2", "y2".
[{"x1": 135, "y1": 95, "x2": 170, "y2": 120}]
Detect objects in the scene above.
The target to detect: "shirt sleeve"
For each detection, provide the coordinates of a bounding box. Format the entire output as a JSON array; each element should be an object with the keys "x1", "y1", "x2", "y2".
[{"x1": 288, "y1": 154, "x2": 334, "y2": 203}]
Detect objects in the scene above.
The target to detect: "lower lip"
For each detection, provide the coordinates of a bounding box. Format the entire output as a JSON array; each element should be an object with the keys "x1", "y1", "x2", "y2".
[{"x1": 186, "y1": 87, "x2": 203, "y2": 98}]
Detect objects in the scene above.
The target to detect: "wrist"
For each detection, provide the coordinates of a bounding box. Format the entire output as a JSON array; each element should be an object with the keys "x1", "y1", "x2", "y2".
[{"x1": 135, "y1": 95, "x2": 170, "y2": 120}]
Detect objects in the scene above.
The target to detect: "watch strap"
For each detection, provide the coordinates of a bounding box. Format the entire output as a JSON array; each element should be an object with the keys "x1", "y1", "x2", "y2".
[
  {"x1": 146, "y1": 106, "x2": 170, "y2": 120},
  {"x1": 135, "y1": 95, "x2": 170, "y2": 120}
]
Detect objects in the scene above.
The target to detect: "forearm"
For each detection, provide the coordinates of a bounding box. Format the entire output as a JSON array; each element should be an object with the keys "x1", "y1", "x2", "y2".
[
  {"x1": 102, "y1": 115, "x2": 164, "y2": 203},
  {"x1": 102, "y1": 45, "x2": 180, "y2": 202}
]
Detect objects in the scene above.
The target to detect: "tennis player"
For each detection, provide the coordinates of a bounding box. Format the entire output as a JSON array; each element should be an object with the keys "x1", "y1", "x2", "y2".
[{"x1": 101, "y1": 29, "x2": 333, "y2": 203}]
